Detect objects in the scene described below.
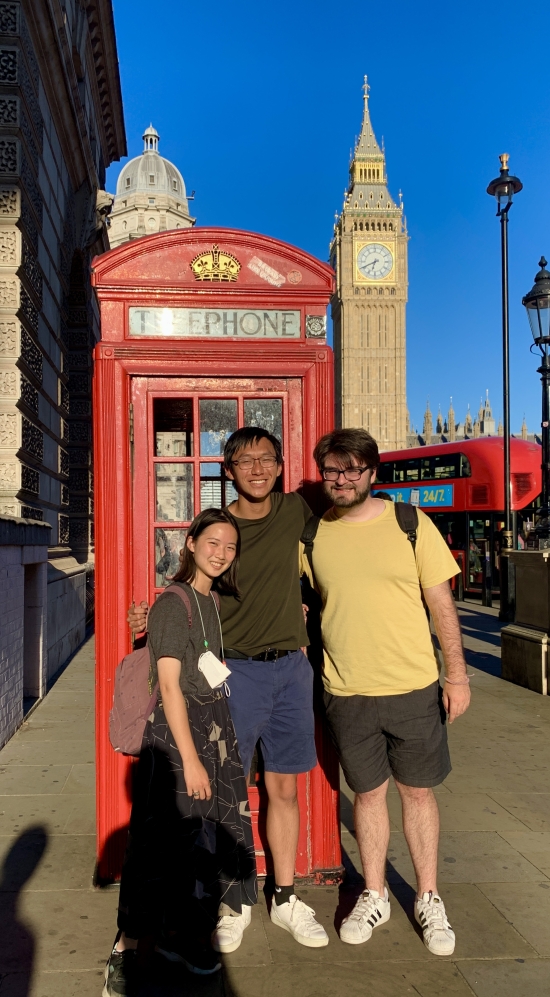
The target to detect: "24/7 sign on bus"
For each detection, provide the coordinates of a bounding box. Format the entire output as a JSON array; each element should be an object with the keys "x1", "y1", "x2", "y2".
[{"x1": 375, "y1": 485, "x2": 454, "y2": 508}]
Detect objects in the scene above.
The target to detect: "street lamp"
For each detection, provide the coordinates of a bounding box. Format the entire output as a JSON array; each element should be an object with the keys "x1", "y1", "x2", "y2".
[
  {"x1": 487, "y1": 153, "x2": 523, "y2": 620},
  {"x1": 523, "y1": 257, "x2": 550, "y2": 548}
]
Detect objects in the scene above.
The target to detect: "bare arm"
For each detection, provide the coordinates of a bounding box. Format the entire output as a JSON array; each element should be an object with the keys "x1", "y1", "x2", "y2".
[
  {"x1": 157, "y1": 656, "x2": 211, "y2": 799},
  {"x1": 422, "y1": 580, "x2": 470, "y2": 723},
  {"x1": 128, "y1": 601, "x2": 149, "y2": 634}
]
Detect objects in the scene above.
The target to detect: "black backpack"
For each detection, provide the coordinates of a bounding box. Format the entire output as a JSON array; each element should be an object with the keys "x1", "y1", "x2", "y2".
[{"x1": 300, "y1": 502, "x2": 419, "y2": 577}]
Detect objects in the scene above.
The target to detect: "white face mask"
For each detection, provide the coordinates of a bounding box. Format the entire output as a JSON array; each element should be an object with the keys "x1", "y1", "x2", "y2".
[
  {"x1": 197, "y1": 650, "x2": 231, "y2": 690},
  {"x1": 188, "y1": 586, "x2": 230, "y2": 689}
]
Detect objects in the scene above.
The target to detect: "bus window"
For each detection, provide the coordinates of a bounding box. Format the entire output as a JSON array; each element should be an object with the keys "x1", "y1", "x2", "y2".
[
  {"x1": 420, "y1": 459, "x2": 433, "y2": 480},
  {"x1": 393, "y1": 458, "x2": 420, "y2": 483},
  {"x1": 421, "y1": 453, "x2": 472, "y2": 480},
  {"x1": 433, "y1": 458, "x2": 459, "y2": 479},
  {"x1": 378, "y1": 451, "x2": 472, "y2": 484},
  {"x1": 376, "y1": 462, "x2": 393, "y2": 484}
]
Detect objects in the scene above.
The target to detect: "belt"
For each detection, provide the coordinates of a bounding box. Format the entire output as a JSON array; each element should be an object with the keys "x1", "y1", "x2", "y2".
[{"x1": 225, "y1": 647, "x2": 298, "y2": 662}]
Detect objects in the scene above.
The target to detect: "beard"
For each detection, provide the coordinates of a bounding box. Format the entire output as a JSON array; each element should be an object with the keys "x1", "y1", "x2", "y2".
[{"x1": 324, "y1": 478, "x2": 372, "y2": 508}]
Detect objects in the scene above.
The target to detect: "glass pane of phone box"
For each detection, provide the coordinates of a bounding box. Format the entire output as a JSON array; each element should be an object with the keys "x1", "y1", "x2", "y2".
[
  {"x1": 155, "y1": 528, "x2": 188, "y2": 587},
  {"x1": 154, "y1": 398, "x2": 193, "y2": 456},
  {"x1": 244, "y1": 398, "x2": 283, "y2": 442},
  {"x1": 156, "y1": 464, "x2": 193, "y2": 522},
  {"x1": 200, "y1": 462, "x2": 238, "y2": 510},
  {"x1": 199, "y1": 399, "x2": 238, "y2": 456}
]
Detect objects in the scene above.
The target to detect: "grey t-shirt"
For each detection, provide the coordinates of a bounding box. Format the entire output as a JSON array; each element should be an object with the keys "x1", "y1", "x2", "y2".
[{"x1": 147, "y1": 582, "x2": 222, "y2": 697}]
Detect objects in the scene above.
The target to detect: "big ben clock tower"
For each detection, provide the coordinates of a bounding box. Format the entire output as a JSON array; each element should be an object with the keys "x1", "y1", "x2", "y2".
[{"x1": 330, "y1": 77, "x2": 408, "y2": 450}]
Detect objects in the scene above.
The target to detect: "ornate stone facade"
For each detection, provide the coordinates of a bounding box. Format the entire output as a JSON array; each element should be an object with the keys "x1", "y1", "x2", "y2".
[
  {"x1": 109, "y1": 125, "x2": 194, "y2": 248},
  {"x1": 330, "y1": 78, "x2": 408, "y2": 450},
  {"x1": 0, "y1": 0, "x2": 125, "y2": 678},
  {"x1": 408, "y1": 393, "x2": 538, "y2": 447}
]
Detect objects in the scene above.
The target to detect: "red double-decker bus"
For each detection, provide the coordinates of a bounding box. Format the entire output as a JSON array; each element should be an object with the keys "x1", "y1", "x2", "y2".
[{"x1": 372, "y1": 437, "x2": 541, "y2": 598}]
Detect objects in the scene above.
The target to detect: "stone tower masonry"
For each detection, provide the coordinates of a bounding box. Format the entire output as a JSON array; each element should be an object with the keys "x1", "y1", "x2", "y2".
[{"x1": 330, "y1": 77, "x2": 408, "y2": 450}]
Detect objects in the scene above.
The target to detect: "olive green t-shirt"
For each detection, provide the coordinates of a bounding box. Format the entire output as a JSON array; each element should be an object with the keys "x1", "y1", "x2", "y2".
[{"x1": 219, "y1": 492, "x2": 311, "y2": 655}]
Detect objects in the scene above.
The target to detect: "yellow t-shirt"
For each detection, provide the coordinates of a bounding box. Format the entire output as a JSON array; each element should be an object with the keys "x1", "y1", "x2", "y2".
[{"x1": 301, "y1": 501, "x2": 460, "y2": 697}]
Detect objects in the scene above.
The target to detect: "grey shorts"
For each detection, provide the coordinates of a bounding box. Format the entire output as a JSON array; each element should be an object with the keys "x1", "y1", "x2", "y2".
[{"x1": 323, "y1": 681, "x2": 451, "y2": 794}]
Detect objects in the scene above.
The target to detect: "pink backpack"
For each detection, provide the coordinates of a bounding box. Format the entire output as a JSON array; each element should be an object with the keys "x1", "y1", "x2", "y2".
[{"x1": 109, "y1": 585, "x2": 193, "y2": 756}]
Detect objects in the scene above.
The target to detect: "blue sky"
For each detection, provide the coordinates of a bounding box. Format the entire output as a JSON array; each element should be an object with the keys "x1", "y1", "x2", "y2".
[{"x1": 107, "y1": 0, "x2": 549, "y2": 436}]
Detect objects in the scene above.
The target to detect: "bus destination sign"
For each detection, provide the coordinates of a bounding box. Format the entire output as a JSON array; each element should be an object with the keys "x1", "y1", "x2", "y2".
[
  {"x1": 129, "y1": 307, "x2": 301, "y2": 339},
  {"x1": 375, "y1": 485, "x2": 454, "y2": 508}
]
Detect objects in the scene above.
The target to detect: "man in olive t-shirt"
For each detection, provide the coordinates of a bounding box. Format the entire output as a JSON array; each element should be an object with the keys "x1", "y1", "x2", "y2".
[{"x1": 129, "y1": 427, "x2": 329, "y2": 952}]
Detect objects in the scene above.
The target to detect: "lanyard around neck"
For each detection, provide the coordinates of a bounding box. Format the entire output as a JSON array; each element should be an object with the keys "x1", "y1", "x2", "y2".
[{"x1": 189, "y1": 586, "x2": 224, "y2": 660}]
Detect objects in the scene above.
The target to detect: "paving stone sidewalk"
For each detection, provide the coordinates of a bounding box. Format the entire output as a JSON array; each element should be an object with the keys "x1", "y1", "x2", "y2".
[{"x1": 0, "y1": 605, "x2": 549, "y2": 996}]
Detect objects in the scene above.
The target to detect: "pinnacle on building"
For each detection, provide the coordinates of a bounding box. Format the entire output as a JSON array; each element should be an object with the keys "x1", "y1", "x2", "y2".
[
  {"x1": 447, "y1": 398, "x2": 456, "y2": 442},
  {"x1": 330, "y1": 76, "x2": 408, "y2": 450},
  {"x1": 423, "y1": 400, "x2": 433, "y2": 440},
  {"x1": 406, "y1": 389, "x2": 535, "y2": 445},
  {"x1": 109, "y1": 126, "x2": 195, "y2": 247}
]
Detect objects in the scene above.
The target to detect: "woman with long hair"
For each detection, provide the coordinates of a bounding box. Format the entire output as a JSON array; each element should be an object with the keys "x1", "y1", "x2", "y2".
[{"x1": 104, "y1": 508, "x2": 257, "y2": 996}]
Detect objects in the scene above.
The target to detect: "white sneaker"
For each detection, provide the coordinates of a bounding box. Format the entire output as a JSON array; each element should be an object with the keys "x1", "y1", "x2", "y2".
[
  {"x1": 212, "y1": 904, "x2": 252, "y2": 953},
  {"x1": 339, "y1": 888, "x2": 391, "y2": 944},
  {"x1": 270, "y1": 894, "x2": 329, "y2": 948},
  {"x1": 415, "y1": 892, "x2": 455, "y2": 956}
]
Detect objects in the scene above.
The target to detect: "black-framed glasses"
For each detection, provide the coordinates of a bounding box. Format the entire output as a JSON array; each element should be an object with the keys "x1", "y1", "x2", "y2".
[
  {"x1": 321, "y1": 466, "x2": 371, "y2": 482},
  {"x1": 231, "y1": 455, "x2": 278, "y2": 469}
]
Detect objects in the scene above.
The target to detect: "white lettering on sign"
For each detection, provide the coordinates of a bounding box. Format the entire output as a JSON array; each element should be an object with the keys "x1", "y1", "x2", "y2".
[
  {"x1": 247, "y1": 256, "x2": 285, "y2": 287},
  {"x1": 129, "y1": 307, "x2": 301, "y2": 339}
]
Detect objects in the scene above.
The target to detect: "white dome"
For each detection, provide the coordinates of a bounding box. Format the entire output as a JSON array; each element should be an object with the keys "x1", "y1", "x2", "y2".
[{"x1": 116, "y1": 125, "x2": 188, "y2": 201}]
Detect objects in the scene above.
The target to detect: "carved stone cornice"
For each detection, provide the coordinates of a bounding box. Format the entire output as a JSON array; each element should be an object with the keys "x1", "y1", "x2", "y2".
[
  {"x1": 84, "y1": 0, "x2": 126, "y2": 167},
  {"x1": 21, "y1": 0, "x2": 125, "y2": 192}
]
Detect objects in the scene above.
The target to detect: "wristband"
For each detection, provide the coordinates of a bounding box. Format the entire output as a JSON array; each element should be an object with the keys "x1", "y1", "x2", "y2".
[{"x1": 444, "y1": 675, "x2": 470, "y2": 685}]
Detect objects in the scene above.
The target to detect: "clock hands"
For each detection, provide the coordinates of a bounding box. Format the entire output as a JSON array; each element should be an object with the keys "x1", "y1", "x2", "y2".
[{"x1": 358, "y1": 246, "x2": 391, "y2": 278}]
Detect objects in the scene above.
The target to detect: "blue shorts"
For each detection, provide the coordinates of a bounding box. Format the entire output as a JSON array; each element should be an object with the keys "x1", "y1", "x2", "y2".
[{"x1": 225, "y1": 649, "x2": 317, "y2": 776}]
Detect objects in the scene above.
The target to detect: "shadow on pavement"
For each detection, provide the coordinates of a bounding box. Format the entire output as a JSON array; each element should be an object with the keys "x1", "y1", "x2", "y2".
[
  {"x1": 464, "y1": 647, "x2": 501, "y2": 677},
  {"x1": 0, "y1": 825, "x2": 48, "y2": 997},
  {"x1": 456, "y1": 605, "x2": 504, "y2": 678},
  {"x1": 332, "y1": 854, "x2": 424, "y2": 947},
  {"x1": 385, "y1": 862, "x2": 424, "y2": 942},
  {"x1": 135, "y1": 954, "x2": 225, "y2": 996}
]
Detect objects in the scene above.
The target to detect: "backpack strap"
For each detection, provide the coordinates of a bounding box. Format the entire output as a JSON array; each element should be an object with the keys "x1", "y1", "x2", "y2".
[
  {"x1": 300, "y1": 514, "x2": 321, "y2": 576},
  {"x1": 146, "y1": 585, "x2": 193, "y2": 699},
  {"x1": 163, "y1": 583, "x2": 220, "y2": 617},
  {"x1": 301, "y1": 505, "x2": 419, "y2": 572},
  {"x1": 162, "y1": 584, "x2": 193, "y2": 626},
  {"x1": 394, "y1": 502, "x2": 419, "y2": 557}
]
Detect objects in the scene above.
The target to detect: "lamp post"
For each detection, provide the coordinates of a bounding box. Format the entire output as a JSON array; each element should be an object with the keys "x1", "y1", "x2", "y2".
[
  {"x1": 487, "y1": 153, "x2": 523, "y2": 620},
  {"x1": 523, "y1": 258, "x2": 550, "y2": 548}
]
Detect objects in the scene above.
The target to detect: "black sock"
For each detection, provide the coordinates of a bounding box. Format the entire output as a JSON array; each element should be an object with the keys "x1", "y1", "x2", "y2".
[{"x1": 274, "y1": 884, "x2": 294, "y2": 906}]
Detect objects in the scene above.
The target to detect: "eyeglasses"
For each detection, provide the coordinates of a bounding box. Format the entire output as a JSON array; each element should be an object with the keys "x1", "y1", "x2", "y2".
[
  {"x1": 321, "y1": 466, "x2": 371, "y2": 481},
  {"x1": 231, "y1": 456, "x2": 279, "y2": 469}
]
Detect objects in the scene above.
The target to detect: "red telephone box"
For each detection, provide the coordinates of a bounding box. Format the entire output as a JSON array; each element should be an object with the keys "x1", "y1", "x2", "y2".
[{"x1": 92, "y1": 227, "x2": 341, "y2": 883}]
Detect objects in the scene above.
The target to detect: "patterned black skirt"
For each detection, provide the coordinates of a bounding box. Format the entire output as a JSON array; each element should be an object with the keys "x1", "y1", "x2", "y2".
[{"x1": 117, "y1": 690, "x2": 257, "y2": 940}]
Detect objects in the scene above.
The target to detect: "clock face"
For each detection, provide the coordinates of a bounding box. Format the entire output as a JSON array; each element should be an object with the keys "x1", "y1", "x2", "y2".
[{"x1": 357, "y1": 243, "x2": 394, "y2": 280}]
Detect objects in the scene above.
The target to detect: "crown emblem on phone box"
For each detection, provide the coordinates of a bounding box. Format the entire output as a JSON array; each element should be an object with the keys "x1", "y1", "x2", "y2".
[{"x1": 190, "y1": 244, "x2": 241, "y2": 282}]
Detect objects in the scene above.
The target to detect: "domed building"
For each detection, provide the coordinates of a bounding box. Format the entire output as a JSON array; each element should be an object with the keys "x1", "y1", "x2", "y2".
[{"x1": 109, "y1": 125, "x2": 195, "y2": 248}]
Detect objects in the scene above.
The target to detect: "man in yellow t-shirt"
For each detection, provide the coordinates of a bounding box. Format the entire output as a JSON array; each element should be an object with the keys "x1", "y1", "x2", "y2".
[{"x1": 303, "y1": 428, "x2": 470, "y2": 958}]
